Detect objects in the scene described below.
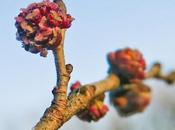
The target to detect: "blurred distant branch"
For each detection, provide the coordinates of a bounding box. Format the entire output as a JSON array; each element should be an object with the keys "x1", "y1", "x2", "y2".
[{"x1": 146, "y1": 63, "x2": 175, "y2": 84}]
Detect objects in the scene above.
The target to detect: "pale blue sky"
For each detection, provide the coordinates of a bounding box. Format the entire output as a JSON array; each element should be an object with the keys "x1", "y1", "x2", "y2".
[{"x1": 0, "y1": 0, "x2": 175, "y2": 130}]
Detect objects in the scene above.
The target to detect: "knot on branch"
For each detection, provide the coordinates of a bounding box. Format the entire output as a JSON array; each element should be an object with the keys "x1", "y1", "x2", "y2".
[
  {"x1": 43, "y1": 106, "x2": 63, "y2": 122},
  {"x1": 52, "y1": 86, "x2": 67, "y2": 95},
  {"x1": 52, "y1": 87, "x2": 67, "y2": 109},
  {"x1": 66, "y1": 64, "x2": 73, "y2": 74}
]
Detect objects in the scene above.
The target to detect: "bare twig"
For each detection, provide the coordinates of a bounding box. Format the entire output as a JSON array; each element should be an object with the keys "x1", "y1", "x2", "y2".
[{"x1": 146, "y1": 63, "x2": 175, "y2": 84}]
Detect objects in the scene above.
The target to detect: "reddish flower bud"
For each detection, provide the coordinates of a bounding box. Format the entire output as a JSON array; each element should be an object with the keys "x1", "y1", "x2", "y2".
[
  {"x1": 77, "y1": 94, "x2": 109, "y2": 122},
  {"x1": 114, "y1": 97, "x2": 128, "y2": 108},
  {"x1": 100, "y1": 105, "x2": 109, "y2": 115},
  {"x1": 15, "y1": 0, "x2": 74, "y2": 57},
  {"x1": 111, "y1": 83, "x2": 151, "y2": 116},
  {"x1": 89, "y1": 105, "x2": 101, "y2": 119},
  {"x1": 108, "y1": 48, "x2": 146, "y2": 82},
  {"x1": 89, "y1": 100, "x2": 109, "y2": 121},
  {"x1": 70, "y1": 81, "x2": 81, "y2": 91}
]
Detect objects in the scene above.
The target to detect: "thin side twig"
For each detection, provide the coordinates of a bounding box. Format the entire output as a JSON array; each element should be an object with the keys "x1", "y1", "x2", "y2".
[{"x1": 146, "y1": 63, "x2": 175, "y2": 84}]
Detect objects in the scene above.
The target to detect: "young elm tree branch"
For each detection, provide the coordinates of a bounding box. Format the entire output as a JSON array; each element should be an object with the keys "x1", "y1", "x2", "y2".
[
  {"x1": 14, "y1": 0, "x2": 175, "y2": 130},
  {"x1": 34, "y1": 30, "x2": 72, "y2": 130}
]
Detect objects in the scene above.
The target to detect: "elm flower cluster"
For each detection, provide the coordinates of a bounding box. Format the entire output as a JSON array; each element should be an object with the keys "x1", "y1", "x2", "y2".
[
  {"x1": 110, "y1": 83, "x2": 151, "y2": 116},
  {"x1": 108, "y1": 48, "x2": 146, "y2": 82},
  {"x1": 77, "y1": 94, "x2": 109, "y2": 122},
  {"x1": 88, "y1": 99, "x2": 109, "y2": 121},
  {"x1": 70, "y1": 82, "x2": 108, "y2": 122},
  {"x1": 15, "y1": 0, "x2": 74, "y2": 57}
]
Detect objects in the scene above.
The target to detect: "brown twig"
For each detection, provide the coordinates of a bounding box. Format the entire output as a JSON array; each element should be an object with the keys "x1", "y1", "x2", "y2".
[
  {"x1": 146, "y1": 63, "x2": 175, "y2": 84},
  {"x1": 34, "y1": 29, "x2": 71, "y2": 130}
]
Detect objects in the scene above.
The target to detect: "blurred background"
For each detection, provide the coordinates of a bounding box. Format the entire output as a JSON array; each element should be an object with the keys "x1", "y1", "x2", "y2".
[{"x1": 0, "y1": 0, "x2": 175, "y2": 130}]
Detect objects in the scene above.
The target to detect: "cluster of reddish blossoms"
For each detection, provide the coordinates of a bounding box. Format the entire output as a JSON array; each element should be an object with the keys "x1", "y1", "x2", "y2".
[
  {"x1": 78, "y1": 95, "x2": 109, "y2": 122},
  {"x1": 87, "y1": 100, "x2": 108, "y2": 121},
  {"x1": 108, "y1": 48, "x2": 151, "y2": 115},
  {"x1": 111, "y1": 83, "x2": 151, "y2": 116},
  {"x1": 70, "y1": 82, "x2": 109, "y2": 122},
  {"x1": 15, "y1": 0, "x2": 73, "y2": 57},
  {"x1": 108, "y1": 48, "x2": 146, "y2": 82}
]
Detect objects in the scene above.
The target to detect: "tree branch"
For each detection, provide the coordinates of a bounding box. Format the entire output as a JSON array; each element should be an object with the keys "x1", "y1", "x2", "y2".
[
  {"x1": 146, "y1": 63, "x2": 175, "y2": 84},
  {"x1": 33, "y1": 1, "x2": 174, "y2": 130},
  {"x1": 34, "y1": 29, "x2": 71, "y2": 130},
  {"x1": 62, "y1": 74, "x2": 120, "y2": 127},
  {"x1": 34, "y1": 73, "x2": 120, "y2": 130}
]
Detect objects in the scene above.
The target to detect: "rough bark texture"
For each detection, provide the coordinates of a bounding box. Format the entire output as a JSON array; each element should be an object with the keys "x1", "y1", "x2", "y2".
[
  {"x1": 34, "y1": 73, "x2": 120, "y2": 130},
  {"x1": 34, "y1": 29, "x2": 70, "y2": 130}
]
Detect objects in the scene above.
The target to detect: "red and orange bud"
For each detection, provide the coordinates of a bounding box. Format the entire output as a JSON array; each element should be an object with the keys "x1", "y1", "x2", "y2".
[
  {"x1": 89, "y1": 105, "x2": 101, "y2": 120},
  {"x1": 89, "y1": 100, "x2": 109, "y2": 121},
  {"x1": 77, "y1": 94, "x2": 109, "y2": 122},
  {"x1": 15, "y1": 0, "x2": 74, "y2": 57},
  {"x1": 114, "y1": 97, "x2": 128, "y2": 108},
  {"x1": 70, "y1": 81, "x2": 81, "y2": 91},
  {"x1": 111, "y1": 83, "x2": 151, "y2": 116},
  {"x1": 108, "y1": 48, "x2": 146, "y2": 82},
  {"x1": 100, "y1": 104, "x2": 109, "y2": 115}
]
